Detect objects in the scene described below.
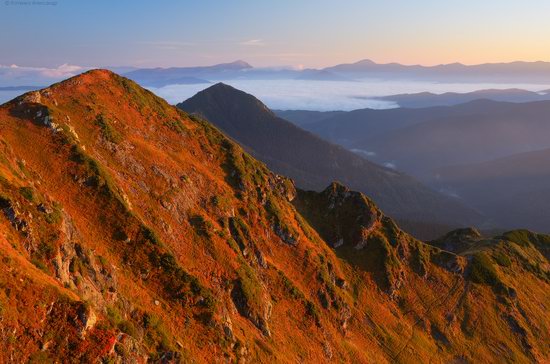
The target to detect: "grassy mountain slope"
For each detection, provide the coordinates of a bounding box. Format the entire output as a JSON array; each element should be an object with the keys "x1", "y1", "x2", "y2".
[{"x1": 0, "y1": 70, "x2": 548, "y2": 363}]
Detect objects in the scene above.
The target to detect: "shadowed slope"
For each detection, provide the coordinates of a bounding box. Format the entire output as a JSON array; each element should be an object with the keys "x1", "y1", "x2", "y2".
[{"x1": 178, "y1": 83, "x2": 484, "y2": 238}]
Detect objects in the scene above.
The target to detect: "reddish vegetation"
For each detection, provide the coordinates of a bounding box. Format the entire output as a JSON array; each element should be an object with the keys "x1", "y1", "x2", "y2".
[{"x1": 0, "y1": 70, "x2": 548, "y2": 363}]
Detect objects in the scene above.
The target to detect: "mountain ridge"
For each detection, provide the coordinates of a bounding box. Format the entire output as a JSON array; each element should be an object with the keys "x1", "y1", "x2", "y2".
[{"x1": 0, "y1": 70, "x2": 548, "y2": 362}]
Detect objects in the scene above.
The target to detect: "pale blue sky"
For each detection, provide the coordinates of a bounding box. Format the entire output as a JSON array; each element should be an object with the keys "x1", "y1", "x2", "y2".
[{"x1": 2, "y1": 0, "x2": 550, "y2": 68}]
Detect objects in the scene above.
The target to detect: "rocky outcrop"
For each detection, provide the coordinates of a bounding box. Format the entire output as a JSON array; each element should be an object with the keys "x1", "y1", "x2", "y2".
[
  {"x1": 430, "y1": 227, "x2": 483, "y2": 253},
  {"x1": 53, "y1": 212, "x2": 118, "y2": 307},
  {"x1": 294, "y1": 182, "x2": 384, "y2": 249},
  {"x1": 231, "y1": 276, "x2": 272, "y2": 337}
]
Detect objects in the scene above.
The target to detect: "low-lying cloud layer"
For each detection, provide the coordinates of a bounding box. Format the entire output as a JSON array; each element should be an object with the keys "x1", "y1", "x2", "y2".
[
  {"x1": 2, "y1": 64, "x2": 550, "y2": 110},
  {"x1": 147, "y1": 79, "x2": 550, "y2": 111}
]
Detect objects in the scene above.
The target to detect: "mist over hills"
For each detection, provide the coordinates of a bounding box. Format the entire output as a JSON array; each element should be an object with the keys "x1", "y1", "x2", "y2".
[
  {"x1": 279, "y1": 100, "x2": 550, "y2": 174},
  {"x1": 279, "y1": 99, "x2": 550, "y2": 233},
  {"x1": 434, "y1": 148, "x2": 550, "y2": 232},
  {"x1": 351, "y1": 100, "x2": 550, "y2": 176},
  {"x1": 122, "y1": 59, "x2": 550, "y2": 87}
]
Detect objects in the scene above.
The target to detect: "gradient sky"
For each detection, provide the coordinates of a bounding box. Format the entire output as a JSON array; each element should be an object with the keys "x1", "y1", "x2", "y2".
[{"x1": 2, "y1": 0, "x2": 550, "y2": 68}]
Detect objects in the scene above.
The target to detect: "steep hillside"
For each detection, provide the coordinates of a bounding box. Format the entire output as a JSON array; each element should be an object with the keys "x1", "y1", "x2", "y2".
[
  {"x1": 0, "y1": 70, "x2": 548, "y2": 363},
  {"x1": 177, "y1": 83, "x2": 483, "y2": 237}
]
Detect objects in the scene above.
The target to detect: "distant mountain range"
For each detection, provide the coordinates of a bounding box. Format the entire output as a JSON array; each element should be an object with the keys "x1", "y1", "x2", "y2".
[
  {"x1": 4, "y1": 59, "x2": 550, "y2": 94},
  {"x1": 123, "y1": 60, "x2": 253, "y2": 87},
  {"x1": 121, "y1": 59, "x2": 550, "y2": 87},
  {"x1": 371, "y1": 88, "x2": 550, "y2": 108},
  {"x1": 324, "y1": 59, "x2": 550, "y2": 83},
  {"x1": 274, "y1": 110, "x2": 346, "y2": 127},
  {"x1": 178, "y1": 83, "x2": 484, "y2": 238},
  {"x1": 123, "y1": 60, "x2": 348, "y2": 87}
]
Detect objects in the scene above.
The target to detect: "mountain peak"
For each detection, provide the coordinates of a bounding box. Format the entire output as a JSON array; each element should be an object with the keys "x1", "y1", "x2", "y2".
[
  {"x1": 355, "y1": 59, "x2": 376, "y2": 65},
  {"x1": 58, "y1": 68, "x2": 118, "y2": 85},
  {"x1": 209, "y1": 82, "x2": 238, "y2": 90},
  {"x1": 212, "y1": 60, "x2": 253, "y2": 70},
  {"x1": 8, "y1": 69, "x2": 135, "y2": 112},
  {"x1": 179, "y1": 82, "x2": 275, "y2": 128},
  {"x1": 229, "y1": 60, "x2": 253, "y2": 68}
]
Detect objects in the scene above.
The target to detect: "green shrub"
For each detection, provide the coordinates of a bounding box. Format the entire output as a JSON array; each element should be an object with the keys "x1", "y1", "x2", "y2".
[
  {"x1": 0, "y1": 173, "x2": 8, "y2": 187},
  {"x1": 164, "y1": 119, "x2": 187, "y2": 134},
  {"x1": 96, "y1": 114, "x2": 122, "y2": 144},
  {"x1": 97, "y1": 255, "x2": 108, "y2": 267},
  {"x1": 493, "y1": 251, "x2": 512, "y2": 267},
  {"x1": 19, "y1": 186, "x2": 35, "y2": 202},
  {"x1": 45, "y1": 202, "x2": 63, "y2": 225},
  {"x1": 237, "y1": 264, "x2": 263, "y2": 309},
  {"x1": 38, "y1": 241, "x2": 56, "y2": 260},
  {"x1": 502, "y1": 230, "x2": 533, "y2": 247},
  {"x1": 31, "y1": 258, "x2": 49, "y2": 273},
  {"x1": 159, "y1": 253, "x2": 177, "y2": 273},
  {"x1": 189, "y1": 214, "x2": 213, "y2": 237},
  {"x1": 106, "y1": 305, "x2": 122, "y2": 325},
  {"x1": 29, "y1": 351, "x2": 53, "y2": 364},
  {"x1": 118, "y1": 320, "x2": 137, "y2": 337},
  {"x1": 468, "y1": 252, "x2": 500, "y2": 286},
  {"x1": 69, "y1": 257, "x2": 84, "y2": 275},
  {"x1": 142, "y1": 226, "x2": 161, "y2": 246},
  {"x1": 279, "y1": 271, "x2": 303, "y2": 300},
  {"x1": 143, "y1": 313, "x2": 173, "y2": 351},
  {"x1": 305, "y1": 300, "x2": 321, "y2": 326},
  {"x1": 70, "y1": 145, "x2": 128, "y2": 209}
]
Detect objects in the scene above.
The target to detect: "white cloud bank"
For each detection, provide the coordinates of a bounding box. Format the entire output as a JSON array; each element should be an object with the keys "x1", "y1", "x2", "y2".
[{"x1": 0, "y1": 64, "x2": 88, "y2": 86}]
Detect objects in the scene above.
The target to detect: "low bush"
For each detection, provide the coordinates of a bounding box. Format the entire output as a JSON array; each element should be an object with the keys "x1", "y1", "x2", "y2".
[
  {"x1": 468, "y1": 252, "x2": 501, "y2": 286},
  {"x1": 96, "y1": 114, "x2": 122, "y2": 144},
  {"x1": 19, "y1": 186, "x2": 35, "y2": 202},
  {"x1": 493, "y1": 250, "x2": 512, "y2": 267}
]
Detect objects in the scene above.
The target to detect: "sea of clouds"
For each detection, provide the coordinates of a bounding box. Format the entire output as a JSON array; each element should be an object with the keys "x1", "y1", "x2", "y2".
[
  {"x1": 1, "y1": 64, "x2": 550, "y2": 110},
  {"x1": 147, "y1": 79, "x2": 550, "y2": 111}
]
